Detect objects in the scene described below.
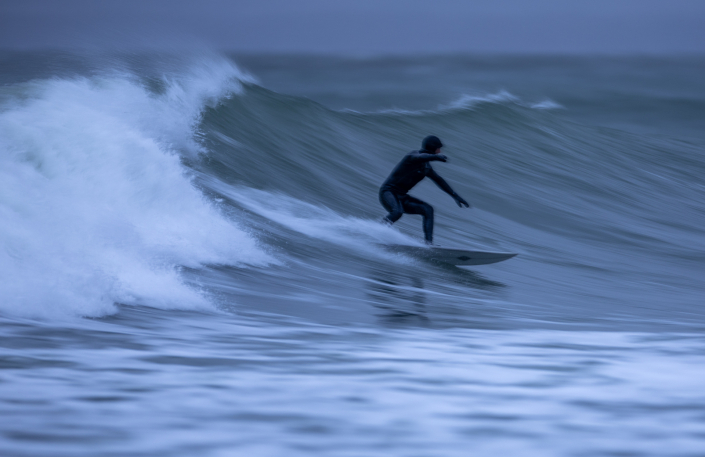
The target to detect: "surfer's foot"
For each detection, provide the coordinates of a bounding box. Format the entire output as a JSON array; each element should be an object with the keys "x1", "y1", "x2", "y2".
[
  {"x1": 381, "y1": 216, "x2": 393, "y2": 226},
  {"x1": 424, "y1": 240, "x2": 438, "y2": 246}
]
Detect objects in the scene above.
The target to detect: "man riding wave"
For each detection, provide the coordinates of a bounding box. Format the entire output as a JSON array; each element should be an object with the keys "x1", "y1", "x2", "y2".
[{"x1": 379, "y1": 135, "x2": 470, "y2": 245}]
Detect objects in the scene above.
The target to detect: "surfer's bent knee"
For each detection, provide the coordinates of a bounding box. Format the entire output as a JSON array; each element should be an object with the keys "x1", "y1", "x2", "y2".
[{"x1": 379, "y1": 189, "x2": 403, "y2": 221}]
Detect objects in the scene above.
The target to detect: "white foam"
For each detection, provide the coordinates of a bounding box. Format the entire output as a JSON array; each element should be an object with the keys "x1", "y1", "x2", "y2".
[
  {"x1": 444, "y1": 90, "x2": 519, "y2": 109},
  {"x1": 205, "y1": 179, "x2": 421, "y2": 254},
  {"x1": 367, "y1": 91, "x2": 561, "y2": 116},
  {"x1": 531, "y1": 100, "x2": 564, "y2": 110},
  {"x1": 0, "y1": 56, "x2": 272, "y2": 319},
  {"x1": 443, "y1": 90, "x2": 562, "y2": 111}
]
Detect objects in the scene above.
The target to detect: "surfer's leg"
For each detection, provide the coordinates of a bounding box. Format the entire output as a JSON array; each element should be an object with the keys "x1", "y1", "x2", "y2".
[
  {"x1": 379, "y1": 190, "x2": 404, "y2": 224},
  {"x1": 401, "y1": 196, "x2": 434, "y2": 243}
]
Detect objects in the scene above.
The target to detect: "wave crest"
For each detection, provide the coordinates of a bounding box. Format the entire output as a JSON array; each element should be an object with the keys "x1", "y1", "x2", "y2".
[{"x1": 0, "y1": 56, "x2": 272, "y2": 319}]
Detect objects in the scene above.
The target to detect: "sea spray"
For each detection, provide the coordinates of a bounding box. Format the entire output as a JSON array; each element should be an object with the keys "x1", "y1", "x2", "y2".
[{"x1": 0, "y1": 57, "x2": 272, "y2": 319}]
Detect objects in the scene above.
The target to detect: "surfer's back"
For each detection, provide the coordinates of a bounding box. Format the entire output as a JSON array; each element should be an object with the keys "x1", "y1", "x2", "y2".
[{"x1": 381, "y1": 150, "x2": 433, "y2": 195}]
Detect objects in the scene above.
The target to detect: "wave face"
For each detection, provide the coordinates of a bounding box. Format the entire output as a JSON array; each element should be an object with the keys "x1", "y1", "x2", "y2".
[
  {"x1": 0, "y1": 52, "x2": 703, "y2": 327},
  {"x1": 192, "y1": 64, "x2": 705, "y2": 330}
]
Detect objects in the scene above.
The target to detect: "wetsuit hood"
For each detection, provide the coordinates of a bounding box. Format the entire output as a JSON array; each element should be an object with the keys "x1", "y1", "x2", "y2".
[{"x1": 422, "y1": 135, "x2": 443, "y2": 151}]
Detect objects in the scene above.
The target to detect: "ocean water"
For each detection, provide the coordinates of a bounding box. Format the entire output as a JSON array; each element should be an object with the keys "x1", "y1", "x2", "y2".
[{"x1": 1, "y1": 51, "x2": 704, "y2": 456}]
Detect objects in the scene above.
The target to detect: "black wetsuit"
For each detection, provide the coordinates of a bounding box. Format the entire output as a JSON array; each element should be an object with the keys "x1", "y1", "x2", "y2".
[{"x1": 379, "y1": 150, "x2": 460, "y2": 243}]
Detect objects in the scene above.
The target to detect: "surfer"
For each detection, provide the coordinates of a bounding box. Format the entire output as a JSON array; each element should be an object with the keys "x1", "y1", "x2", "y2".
[{"x1": 379, "y1": 135, "x2": 470, "y2": 245}]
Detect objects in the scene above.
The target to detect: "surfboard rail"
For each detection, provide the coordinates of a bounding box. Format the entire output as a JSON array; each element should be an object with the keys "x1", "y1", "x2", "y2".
[{"x1": 385, "y1": 245, "x2": 517, "y2": 266}]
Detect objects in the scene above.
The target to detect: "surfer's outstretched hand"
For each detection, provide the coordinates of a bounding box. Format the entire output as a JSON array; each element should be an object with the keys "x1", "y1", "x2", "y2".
[{"x1": 453, "y1": 194, "x2": 471, "y2": 208}]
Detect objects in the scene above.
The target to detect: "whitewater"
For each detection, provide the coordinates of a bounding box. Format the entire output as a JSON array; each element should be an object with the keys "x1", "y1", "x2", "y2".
[{"x1": 1, "y1": 51, "x2": 704, "y2": 456}]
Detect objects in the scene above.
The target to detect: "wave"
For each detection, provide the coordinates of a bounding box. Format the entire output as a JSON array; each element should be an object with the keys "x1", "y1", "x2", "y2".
[
  {"x1": 200, "y1": 81, "x2": 704, "y2": 233},
  {"x1": 0, "y1": 56, "x2": 273, "y2": 319},
  {"x1": 2, "y1": 52, "x2": 704, "y2": 322},
  {"x1": 196, "y1": 78, "x2": 705, "y2": 282}
]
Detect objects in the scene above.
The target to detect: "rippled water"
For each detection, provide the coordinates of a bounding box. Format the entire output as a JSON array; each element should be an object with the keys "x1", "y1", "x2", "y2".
[
  {"x1": 1, "y1": 52, "x2": 704, "y2": 456},
  {"x1": 3, "y1": 309, "x2": 705, "y2": 457}
]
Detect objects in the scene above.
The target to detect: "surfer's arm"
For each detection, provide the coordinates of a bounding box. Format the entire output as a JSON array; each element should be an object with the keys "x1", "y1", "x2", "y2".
[
  {"x1": 410, "y1": 151, "x2": 448, "y2": 163},
  {"x1": 428, "y1": 169, "x2": 471, "y2": 208},
  {"x1": 427, "y1": 168, "x2": 456, "y2": 195}
]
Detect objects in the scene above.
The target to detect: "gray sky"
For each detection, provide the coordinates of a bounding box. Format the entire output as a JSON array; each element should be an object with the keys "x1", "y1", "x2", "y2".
[{"x1": 2, "y1": 0, "x2": 704, "y2": 54}]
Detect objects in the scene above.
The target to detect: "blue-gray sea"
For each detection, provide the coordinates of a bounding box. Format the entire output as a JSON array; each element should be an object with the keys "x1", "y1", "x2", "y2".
[{"x1": 1, "y1": 51, "x2": 704, "y2": 456}]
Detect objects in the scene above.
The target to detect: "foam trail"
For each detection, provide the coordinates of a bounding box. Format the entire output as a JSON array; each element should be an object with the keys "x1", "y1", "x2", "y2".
[
  {"x1": 0, "y1": 56, "x2": 272, "y2": 319},
  {"x1": 205, "y1": 178, "x2": 421, "y2": 253}
]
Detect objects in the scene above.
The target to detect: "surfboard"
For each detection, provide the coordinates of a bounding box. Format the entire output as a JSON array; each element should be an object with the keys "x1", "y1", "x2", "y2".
[{"x1": 386, "y1": 245, "x2": 517, "y2": 266}]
